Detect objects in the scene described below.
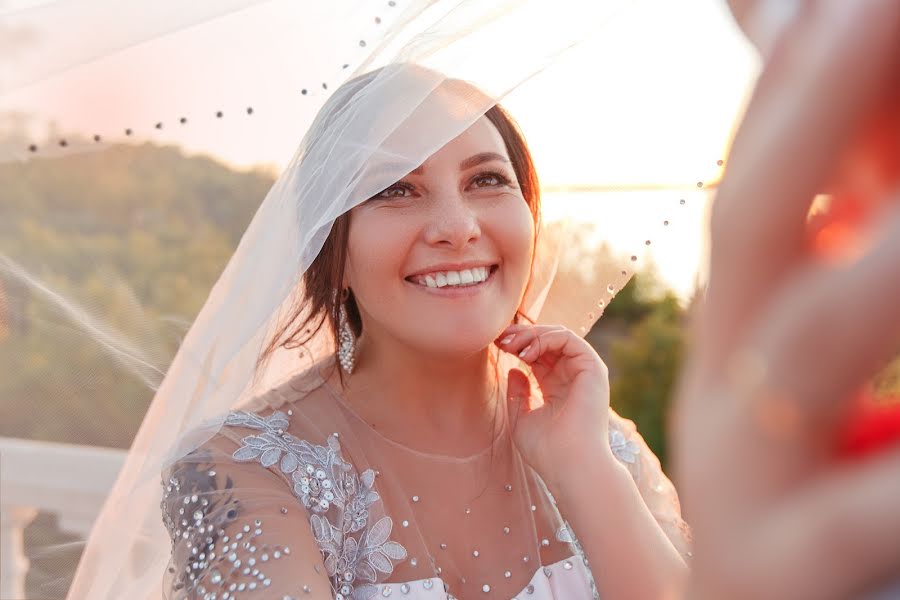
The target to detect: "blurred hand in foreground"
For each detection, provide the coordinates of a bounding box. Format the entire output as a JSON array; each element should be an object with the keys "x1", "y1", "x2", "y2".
[{"x1": 674, "y1": 2, "x2": 900, "y2": 599}]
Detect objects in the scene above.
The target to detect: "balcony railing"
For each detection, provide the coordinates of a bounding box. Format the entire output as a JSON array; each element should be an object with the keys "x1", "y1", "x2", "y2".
[{"x1": 0, "y1": 436, "x2": 125, "y2": 599}]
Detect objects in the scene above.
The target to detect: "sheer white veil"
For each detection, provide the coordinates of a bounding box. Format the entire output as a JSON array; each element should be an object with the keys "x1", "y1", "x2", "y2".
[{"x1": 0, "y1": 1, "x2": 756, "y2": 598}]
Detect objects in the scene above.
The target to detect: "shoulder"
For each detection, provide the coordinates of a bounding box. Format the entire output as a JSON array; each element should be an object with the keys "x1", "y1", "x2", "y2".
[
  {"x1": 160, "y1": 374, "x2": 408, "y2": 598},
  {"x1": 217, "y1": 399, "x2": 407, "y2": 596},
  {"x1": 159, "y1": 365, "x2": 341, "y2": 531}
]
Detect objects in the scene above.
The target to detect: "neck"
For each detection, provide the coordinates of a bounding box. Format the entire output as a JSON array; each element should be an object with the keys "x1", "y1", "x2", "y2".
[{"x1": 340, "y1": 330, "x2": 504, "y2": 454}]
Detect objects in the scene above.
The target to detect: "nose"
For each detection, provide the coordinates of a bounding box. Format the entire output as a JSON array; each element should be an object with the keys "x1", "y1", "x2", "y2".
[{"x1": 423, "y1": 194, "x2": 481, "y2": 250}]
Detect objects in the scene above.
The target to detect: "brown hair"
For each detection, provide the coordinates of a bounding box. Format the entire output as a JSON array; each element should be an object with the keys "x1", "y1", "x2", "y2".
[{"x1": 257, "y1": 79, "x2": 541, "y2": 376}]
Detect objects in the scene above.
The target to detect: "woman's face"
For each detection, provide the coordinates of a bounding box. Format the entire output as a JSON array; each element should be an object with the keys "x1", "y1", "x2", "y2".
[{"x1": 346, "y1": 116, "x2": 535, "y2": 356}]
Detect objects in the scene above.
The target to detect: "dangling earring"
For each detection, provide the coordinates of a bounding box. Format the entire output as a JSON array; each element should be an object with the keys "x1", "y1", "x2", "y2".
[{"x1": 337, "y1": 289, "x2": 356, "y2": 374}]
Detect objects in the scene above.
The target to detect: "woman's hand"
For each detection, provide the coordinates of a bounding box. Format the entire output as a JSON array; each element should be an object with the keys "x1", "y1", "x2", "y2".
[
  {"x1": 673, "y1": 2, "x2": 900, "y2": 599},
  {"x1": 494, "y1": 324, "x2": 617, "y2": 491}
]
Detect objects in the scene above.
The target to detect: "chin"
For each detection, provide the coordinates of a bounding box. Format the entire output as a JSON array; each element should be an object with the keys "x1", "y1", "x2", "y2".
[{"x1": 404, "y1": 318, "x2": 506, "y2": 357}]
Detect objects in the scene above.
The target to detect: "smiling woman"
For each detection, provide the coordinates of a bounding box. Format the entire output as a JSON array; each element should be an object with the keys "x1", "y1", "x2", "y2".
[{"x1": 150, "y1": 67, "x2": 692, "y2": 600}]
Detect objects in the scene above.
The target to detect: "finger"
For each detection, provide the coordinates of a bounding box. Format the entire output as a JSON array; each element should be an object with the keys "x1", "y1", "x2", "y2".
[
  {"x1": 703, "y1": 1, "x2": 900, "y2": 369},
  {"x1": 726, "y1": 0, "x2": 804, "y2": 59},
  {"x1": 506, "y1": 368, "x2": 532, "y2": 426},
  {"x1": 689, "y1": 447, "x2": 900, "y2": 600},
  {"x1": 747, "y1": 206, "x2": 900, "y2": 440},
  {"x1": 515, "y1": 328, "x2": 587, "y2": 364},
  {"x1": 495, "y1": 324, "x2": 565, "y2": 358},
  {"x1": 687, "y1": 206, "x2": 900, "y2": 502},
  {"x1": 754, "y1": 448, "x2": 900, "y2": 600}
]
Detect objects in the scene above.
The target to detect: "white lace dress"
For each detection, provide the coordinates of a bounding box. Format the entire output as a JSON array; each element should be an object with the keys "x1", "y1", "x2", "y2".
[{"x1": 160, "y1": 366, "x2": 691, "y2": 599}]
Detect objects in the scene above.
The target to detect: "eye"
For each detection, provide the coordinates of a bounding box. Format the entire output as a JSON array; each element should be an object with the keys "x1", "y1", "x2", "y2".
[
  {"x1": 372, "y1": 181, "x2": 415, "y2": 200},
  {"x1": 470, "y1": 171, "x2": 511, "y2": 189}
]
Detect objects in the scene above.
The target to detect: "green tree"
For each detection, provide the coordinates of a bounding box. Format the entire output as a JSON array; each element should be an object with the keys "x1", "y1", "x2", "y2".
[{"x1": 607, "y1": 291, "x2": 685, "y2": 470}]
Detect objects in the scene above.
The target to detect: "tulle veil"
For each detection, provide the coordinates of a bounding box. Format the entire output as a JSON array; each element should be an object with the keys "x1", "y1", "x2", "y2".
[{"x1": 0, "y1": 1, "x2": 757, "y2": 597}]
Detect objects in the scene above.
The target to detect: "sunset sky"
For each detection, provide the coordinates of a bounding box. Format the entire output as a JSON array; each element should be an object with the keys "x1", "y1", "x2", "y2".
[{"x1": 1, "y1": 0, "x2": 760, "y2": 296}]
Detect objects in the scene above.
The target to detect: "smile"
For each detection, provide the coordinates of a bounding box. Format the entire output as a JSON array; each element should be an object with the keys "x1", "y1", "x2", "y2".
[{"x1": 405, "y1": 265, "x2": 499, "y2": 289}]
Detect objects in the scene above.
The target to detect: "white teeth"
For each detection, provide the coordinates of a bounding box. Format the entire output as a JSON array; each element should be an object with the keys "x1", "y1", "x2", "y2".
[{"x1": 413, "y1": 266, "x2": 494, "y2": 288}]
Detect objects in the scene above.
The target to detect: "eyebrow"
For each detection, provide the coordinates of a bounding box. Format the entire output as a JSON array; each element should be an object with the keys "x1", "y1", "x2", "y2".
[{"x1": 408, "y1": 151, "x2": 510, "y2": 175}]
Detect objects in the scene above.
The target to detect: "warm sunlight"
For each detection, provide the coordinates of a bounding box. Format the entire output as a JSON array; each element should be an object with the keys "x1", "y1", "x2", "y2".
[{"x1": 1, "y1": 0, "x2": 759, "y2": 297}]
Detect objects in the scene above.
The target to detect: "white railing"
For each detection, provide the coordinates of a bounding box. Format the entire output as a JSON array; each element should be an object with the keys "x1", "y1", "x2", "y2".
[{"x1": 0, "y1": 436, "x2": 125, "y2": 600}]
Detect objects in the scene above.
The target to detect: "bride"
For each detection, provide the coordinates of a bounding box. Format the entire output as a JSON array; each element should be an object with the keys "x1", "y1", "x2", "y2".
[{"x1": 159, "y1": 67, "x2": 691, "y2": 599}]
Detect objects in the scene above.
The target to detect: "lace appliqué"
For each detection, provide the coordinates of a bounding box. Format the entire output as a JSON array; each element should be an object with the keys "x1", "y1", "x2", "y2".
[
  {"x1": 557, "y1": 523, "x2": 600, "y2": 600},
  {"x1": 609, "y1": 428, "x2": 640, "y2": 465},
  {"x1": 225, "y1": 410, "x2": 407, "y2": 600}
]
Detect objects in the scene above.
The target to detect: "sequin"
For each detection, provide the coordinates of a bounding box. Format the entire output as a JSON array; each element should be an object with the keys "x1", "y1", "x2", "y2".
[{"x1": 160, "y1": 457, "x2": 290, "y2": 599}]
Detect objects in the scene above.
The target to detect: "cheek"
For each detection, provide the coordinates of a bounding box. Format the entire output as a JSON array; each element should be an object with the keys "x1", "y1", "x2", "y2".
[
  {"x1": 491, "y1": 198, "x2": 535, "y2": 281},
  {"x1": 346, "y1": 211, "x2": 414, "y2": 294}
]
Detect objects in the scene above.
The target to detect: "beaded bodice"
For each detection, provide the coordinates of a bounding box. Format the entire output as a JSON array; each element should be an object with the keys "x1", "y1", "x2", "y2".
[{"x1": 160, "y1": 369, "x2": 689, "y2": 599}]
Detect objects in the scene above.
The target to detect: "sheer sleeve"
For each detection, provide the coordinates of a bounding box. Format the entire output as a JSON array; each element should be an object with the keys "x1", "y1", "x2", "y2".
[
  {"x1": 607, "y1": 408, "x2": 693, "y2": 561},
  {"x1": 160, "y1": 428, "x2": 333, "y2": 599}
]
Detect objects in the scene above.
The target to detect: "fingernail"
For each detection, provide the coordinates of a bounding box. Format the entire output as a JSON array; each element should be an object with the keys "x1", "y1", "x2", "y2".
[
  {"x1": 742, "y1": 0, "x2": 802, "y2": 62},
  {"x1": 500, "y1": 334, "x2": 515, "y2": 345},
  {"x1": 518, "y1": 344, "x2": 531, "y2": 358}
]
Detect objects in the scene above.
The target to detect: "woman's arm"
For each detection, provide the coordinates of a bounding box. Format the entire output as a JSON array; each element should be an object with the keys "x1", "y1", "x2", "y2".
[
  {"x1": 496, "y1": 326, "x2": 689, "y2": 599},
  {"x1": 546, "y1": 417, "x2": 688, "y2": 600},
  {"x1": 161, "y1": 432, "x2": 334, "y2": 599}
]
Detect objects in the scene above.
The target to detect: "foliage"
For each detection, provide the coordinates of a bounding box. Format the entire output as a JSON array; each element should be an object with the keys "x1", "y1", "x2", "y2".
[
  {"x1": 606, "y1": 288, "x2": 685, "y2": 470},
  {"x1": 0, "y1": 143, "x2": 272, "y2": 447}
]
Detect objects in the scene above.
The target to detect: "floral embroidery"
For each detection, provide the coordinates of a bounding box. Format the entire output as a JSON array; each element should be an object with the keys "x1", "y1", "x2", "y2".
[
  {"x1": 609, "y1": 428, "x2": 640, "y2": 465},
  {"x1": 557, "y1": 523, "x2": 599, "y2": 600},
  {"x1": 225, "y1": 410, "x2": 407, "y2": 600}
]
